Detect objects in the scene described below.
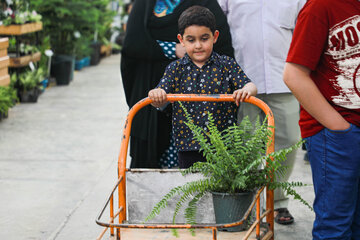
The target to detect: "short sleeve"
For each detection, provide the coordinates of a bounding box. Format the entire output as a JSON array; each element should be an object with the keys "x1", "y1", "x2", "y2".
[
  {"x1": 286, "y1": 1, "x2": 329, "y2": 70},
  {"x1": 156, "y1": 62, "x2": 176, "y2": 93}
]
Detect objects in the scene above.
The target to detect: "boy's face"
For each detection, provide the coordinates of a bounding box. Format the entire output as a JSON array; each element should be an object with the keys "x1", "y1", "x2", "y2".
[{"x1": 177, "y1": 25, "x2": 219, "y2": 68}]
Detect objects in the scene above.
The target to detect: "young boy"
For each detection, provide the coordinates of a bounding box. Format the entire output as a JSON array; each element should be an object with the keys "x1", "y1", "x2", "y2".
[
  {"x1": 283, "y1": 0, "x2": 360, "y2": 238},
  {"x1": 148, "y1": 5, "x2": 257, "y2": 168}
]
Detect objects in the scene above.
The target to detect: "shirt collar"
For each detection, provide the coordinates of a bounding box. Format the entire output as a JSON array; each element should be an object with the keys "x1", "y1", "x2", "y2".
[{"x1": 179, "y1": 52, "x2": 222, "y2": 67}]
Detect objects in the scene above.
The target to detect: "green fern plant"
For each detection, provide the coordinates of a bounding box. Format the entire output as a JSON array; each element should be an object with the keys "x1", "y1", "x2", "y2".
[{"x1": 145, "y1": 102, "x2": 312, "y2": 234}]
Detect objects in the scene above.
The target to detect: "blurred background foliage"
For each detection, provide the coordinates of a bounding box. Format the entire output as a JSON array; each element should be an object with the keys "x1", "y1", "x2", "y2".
[{"x1": 29, "y1": 0, "x2": 117, "y2": 56}]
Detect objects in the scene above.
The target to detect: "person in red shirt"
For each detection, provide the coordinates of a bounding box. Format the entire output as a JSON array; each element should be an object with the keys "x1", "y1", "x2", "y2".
[{"x1": 283, "y1": 0, "x2": 360, "y2": 239}]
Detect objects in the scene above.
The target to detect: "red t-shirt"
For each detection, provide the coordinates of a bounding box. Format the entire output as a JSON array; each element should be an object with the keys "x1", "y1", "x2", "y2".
[{"x1": 287, "y1": 0, "x2": 360, "y2": 138}]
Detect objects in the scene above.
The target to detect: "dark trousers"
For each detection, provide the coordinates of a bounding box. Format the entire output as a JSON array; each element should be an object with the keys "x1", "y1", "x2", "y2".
[{"x1": 178, "y1": 151, "x2": 206, "y2": 169}]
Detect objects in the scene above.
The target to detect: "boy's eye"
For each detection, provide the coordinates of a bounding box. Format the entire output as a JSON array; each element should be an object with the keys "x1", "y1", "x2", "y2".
[
  {"x1": 188, "y1": 39, "x2": 194, "y2": 43},
  {"x1": 201, "y1": 37, "x2": 209, "y2": 41}
]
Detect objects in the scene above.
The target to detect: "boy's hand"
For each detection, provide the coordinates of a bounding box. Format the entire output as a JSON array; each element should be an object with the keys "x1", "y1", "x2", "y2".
[
  {"x1": 233, "y1": 89, "x2": 251, "y2": 106},
  {"x1": 232, "y1": 82, "x2": 257, "y2": 106},
  {"x1": 148, "y1": 88, "x2": 168, "y2": 108}
]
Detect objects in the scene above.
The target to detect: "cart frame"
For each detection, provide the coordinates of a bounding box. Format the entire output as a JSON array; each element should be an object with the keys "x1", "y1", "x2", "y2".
[{"x1": 96, "y1": 94, "x2": 275, "y2": 240}]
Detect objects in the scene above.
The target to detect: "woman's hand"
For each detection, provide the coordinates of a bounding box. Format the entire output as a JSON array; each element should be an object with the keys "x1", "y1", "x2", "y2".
[{"x1": 175, "y1": 43, "x2": 186, "y2": 58}]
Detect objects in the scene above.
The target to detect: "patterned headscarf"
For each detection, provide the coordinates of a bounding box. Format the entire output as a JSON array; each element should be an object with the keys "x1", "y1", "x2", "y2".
[{"x1": 154, "y1": 0, "x2": 183, "y2": 15}]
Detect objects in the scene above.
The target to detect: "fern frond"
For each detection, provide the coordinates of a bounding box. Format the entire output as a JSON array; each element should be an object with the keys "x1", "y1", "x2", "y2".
[
  {"x1": 144, "y1": 185, "x2": 183, "y2": 222},
  {"x1": 171, "y1": 179, "x2": 209, "y2": 222},
  {"x1": 271, "y1": 181, "x2": 313, "y2": 211},
  {"x1": 185, "y1": 191, "x2": 206, "y2": 236},
  {"x1": 171, "y1": 229, "x2": 180, "y2": 238}
]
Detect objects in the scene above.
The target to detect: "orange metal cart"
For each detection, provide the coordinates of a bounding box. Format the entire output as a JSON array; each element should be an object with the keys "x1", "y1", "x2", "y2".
[{"x1": 96, "y1": 94, "x2": 275, "y2": 240}]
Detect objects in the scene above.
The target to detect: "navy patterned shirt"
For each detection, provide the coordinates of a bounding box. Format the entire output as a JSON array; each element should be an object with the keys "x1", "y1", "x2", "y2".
[{"x1": 157, "y1": 52, "x2": 251, "y2": 151}]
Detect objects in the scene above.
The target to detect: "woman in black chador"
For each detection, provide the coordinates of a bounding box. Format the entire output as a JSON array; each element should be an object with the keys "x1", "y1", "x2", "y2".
[{"x1": 121, "y1": 0, "x2": 234, "y2": 168}]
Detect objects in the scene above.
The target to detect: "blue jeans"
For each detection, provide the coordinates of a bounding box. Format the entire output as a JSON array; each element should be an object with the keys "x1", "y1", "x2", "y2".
[{"x1": 305, "y1": 124, "x2": 360, "y2": 240}]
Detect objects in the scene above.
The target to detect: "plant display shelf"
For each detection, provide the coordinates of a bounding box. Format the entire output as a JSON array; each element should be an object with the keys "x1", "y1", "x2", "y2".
[
  {"x1": 0, "y1": 56, "x2": 10, "y2": 69},
  {"x1": 0, "y1": 38, "x2": 9, "y2": 56},
  {"x1": 0, "y1": 22, "x2": 43, "y2": 36},
  {"x1": 0, "y1": 73, "x2": 10, "y2": 86},
  {"x1": 0, "y1": 38, "x2": 10, "y2": 86},
  {"x1": 0, "y1": 22, "x2": 43, "y2": 90},
  {"x1": 0, "y1": 22, "x2": 43, "y2": 61},
  {"x1": 9, "y1": 51, "x2": 41, "y2": 68},
  {"x1": 96, "y1": 95, "x2": 276, "y2": 240}
]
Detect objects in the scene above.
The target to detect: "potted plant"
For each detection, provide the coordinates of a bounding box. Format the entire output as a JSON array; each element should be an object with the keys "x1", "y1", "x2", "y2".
[
  {"x1": 0, "y1": 85, "x2": 17, "y2": 120},
  {"x1": 89, "y1": 0, "x2": 116, "y2": 65},
  {"x1": 14, "y1": 67, "x2": 44, "y2": 102},
  {"x1": 30, "y1": 0, "x2": 76, "y2": 84},
  {"x1": 30, "y1": 0, "x2": 92, "y2": 84},
  {"x1": 74, "y1": 35, "x2": 92, "y2": 71},
  {"x1": 7, "y1": 37, "x2": 41, "y2": 66},
  {"x1": 30, "y1": 0, "x2": 116, "y2": 81},
  {"x1": 37, "y1": 35, "x2": 51, "y2": 90},
  {"x1": 145, "y1": 103, "x2": 311, "y2": 234}
]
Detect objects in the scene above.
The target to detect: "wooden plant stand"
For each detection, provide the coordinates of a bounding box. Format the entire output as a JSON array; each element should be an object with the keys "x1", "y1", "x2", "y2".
[
  {"x1": 9, "y1": 52, "x2": 41, "y2": 68},
  {"x1": 0, "y1": 22, "x2": 43, "y2": 35},
  {"x1": 0, "y1": 22, "x2": 43, "y2": 88},
  {"x1": 0, "y1": 38, "x2": 10, "y2": 86}
]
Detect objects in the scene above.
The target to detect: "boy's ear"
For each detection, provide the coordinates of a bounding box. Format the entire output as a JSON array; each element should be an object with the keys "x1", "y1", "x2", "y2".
[
  {"x1": 177, "y1": 34, "x2": 185, "y2": 46},
  {"x1": 213, "y1": 30, "x2": 219, "y2": 44}
]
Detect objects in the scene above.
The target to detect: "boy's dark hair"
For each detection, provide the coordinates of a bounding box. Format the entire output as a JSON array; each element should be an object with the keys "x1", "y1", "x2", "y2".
[{"x1": 178, "y1": 6, "x2": 216, "y2": 36}]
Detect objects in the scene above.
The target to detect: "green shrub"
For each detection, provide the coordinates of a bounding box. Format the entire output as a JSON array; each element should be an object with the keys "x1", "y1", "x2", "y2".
[
  {"x1": 0, "y1": 86, "x2": 17, "y2": 115},
  {"x1": 30, "y1": 0, "x2": 116, "y2": 55}
]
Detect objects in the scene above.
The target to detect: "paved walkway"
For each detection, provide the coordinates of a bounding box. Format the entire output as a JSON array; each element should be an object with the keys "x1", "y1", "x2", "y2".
[{"x1": 0, "y1": 54, "x2": 315, "y2": 240}]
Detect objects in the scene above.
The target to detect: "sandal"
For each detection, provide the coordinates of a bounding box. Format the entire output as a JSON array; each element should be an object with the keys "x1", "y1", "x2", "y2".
[{"x1": 274, "y1": 208, "x2": 294, "y2": 225}]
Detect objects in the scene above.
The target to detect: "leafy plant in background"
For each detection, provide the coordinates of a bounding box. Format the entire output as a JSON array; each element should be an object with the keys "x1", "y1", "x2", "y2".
[
  {"x1": 10, "y1": 72, "x2": 17, "y2": 89},
  {"x1": 4, "y1": 10, "x2": 42, "y2": 25},
  {"x1": 27, "y1": 10, "x2": 41, "y2": 22},
  {"x1": 19, "y1": 43, "x2": 38, "y2": 55},
  {"x1": 15, "y1": 67, "x2": 44, "y2": 91},
  {"x1": 101, "y1": 37, "x2": 121, "y2": 51},
  {"x1": 29, "y1": 1, "x2": 84, "y2": 55},
  {"x1": 7, "y1": 37, "x2": 39, "y2": 56},
  {"x1": 30, "y1": 0, "x2": 116, "y2": 56},
  {"x1": 74, "y1": 34, "x2": 93, "y2": 60},
  {"x1": 145, "y1": 102, "x2": 311, "y2": 236},
  {"x1": 93, "y1": 0, "x2": 116, "y2": 45},
  {"x1": 0, "y1": 0, "x2": 42, "y2": 26},
  {"x1": 7, "y1": 38, "x2": 16, "y2": 53},
  {"x1": 37, "y1": 35, "x2": 51, "y2": 77},
  {"x1": 0, "y1": 86, "x2": 17, "y2": 115}
]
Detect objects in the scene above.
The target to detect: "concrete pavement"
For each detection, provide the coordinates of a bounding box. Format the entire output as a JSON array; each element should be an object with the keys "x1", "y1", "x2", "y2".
[{"x1": 0, "y1": 54, "x2": 315, "y2": 240}]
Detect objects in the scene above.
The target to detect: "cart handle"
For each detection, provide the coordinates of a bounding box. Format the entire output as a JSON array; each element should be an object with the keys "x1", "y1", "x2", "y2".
[
  {"x1": 119, "y1": 94, "x2": 274, "y2": 170},
  {"x1": 117, "y1": 94, "x2": 275, "y2": 233}
]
